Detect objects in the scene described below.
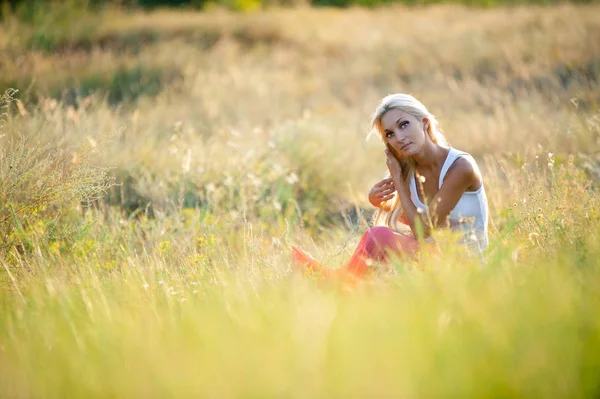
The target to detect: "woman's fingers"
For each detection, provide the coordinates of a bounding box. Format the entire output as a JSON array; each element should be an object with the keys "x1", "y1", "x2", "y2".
[
  {"x1": 379, "y1": 188, "x2": 396, "y2": 198},
  {"x1": 370, "y1": 178, "x2": 396, "y2": 206},
  {"x1": 376, "y1": 178, "x2": 394, "y2": 187},
  {"x1": 376, "y1": 187, "x2": 395, "y2": 196},
  {"x1": 377, "y1": 184, "x2": 395, "y2": 193}
]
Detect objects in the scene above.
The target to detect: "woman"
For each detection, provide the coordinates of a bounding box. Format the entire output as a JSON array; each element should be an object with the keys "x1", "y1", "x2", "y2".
[{"x1": 292, "y1": 93, "x2": 489, "y2": 280}]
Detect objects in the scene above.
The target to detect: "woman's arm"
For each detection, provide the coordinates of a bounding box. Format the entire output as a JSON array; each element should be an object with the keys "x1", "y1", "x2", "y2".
[
  {"x1": 393, "y1": 179, "x2": 431, "y2": 239},
  {"x1": 426, "y1": 157, "x2": 481, "y2": 228},
  {"x1": 388, "y1": 153, "x2": 479, "y2": 239}
]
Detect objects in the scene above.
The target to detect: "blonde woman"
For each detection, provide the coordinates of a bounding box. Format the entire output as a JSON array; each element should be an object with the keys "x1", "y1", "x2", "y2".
[{"x1": 292, "y1": 93, "x2": 489, "y2": 279}]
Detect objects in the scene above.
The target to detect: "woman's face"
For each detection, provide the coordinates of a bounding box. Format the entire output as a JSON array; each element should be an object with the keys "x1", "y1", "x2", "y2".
[{"x1": 380, "y1": 108, "x2": 428, "y2": 158}]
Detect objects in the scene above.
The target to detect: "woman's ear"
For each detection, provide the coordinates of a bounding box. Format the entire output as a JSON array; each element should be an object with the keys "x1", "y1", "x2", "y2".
[{"x1": 422, "y1": 117, "x2": 430, "y2": 130}]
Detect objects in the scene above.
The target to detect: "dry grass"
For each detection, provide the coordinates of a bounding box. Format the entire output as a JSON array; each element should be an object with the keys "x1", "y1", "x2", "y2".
[{"x1": 1, "y1": 4, "x2": 600, "y2": 397}]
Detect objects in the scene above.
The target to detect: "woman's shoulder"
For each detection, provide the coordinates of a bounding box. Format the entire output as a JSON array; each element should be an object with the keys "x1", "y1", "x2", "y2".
[
  {"x1": 448, "y1": 147, "x2": 482, "y2": 169},
  {"x1": 445, "y1": 149, "x2": 483, "y2": 190},
  {"x1": 445, "y1": 156, "x2": 478, "y2": 180},
  {"x1": 448, "y1": 147, "x2": 475, "y2": 160}
]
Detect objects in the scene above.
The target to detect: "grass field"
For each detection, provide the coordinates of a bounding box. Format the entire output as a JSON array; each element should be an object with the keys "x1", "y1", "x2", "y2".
[{"x1": 1, "y1": 4, "x2": 600, "y2": 397}]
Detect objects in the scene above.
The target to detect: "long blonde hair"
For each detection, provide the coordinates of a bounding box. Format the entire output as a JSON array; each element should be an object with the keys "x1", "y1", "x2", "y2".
[{"x1": 369, "y1": 94, "x2": 449, "y2": 232}]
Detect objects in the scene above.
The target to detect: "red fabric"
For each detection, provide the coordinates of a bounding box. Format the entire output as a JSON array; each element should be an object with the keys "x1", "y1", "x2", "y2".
[{"x1": 292, "y1": 226, "x2": 419, "y2": 281}]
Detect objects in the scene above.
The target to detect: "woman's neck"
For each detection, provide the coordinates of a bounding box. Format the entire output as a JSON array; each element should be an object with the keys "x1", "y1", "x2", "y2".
[{"x1": 412, "y1": 142, "x2": 449, "y2": 173}]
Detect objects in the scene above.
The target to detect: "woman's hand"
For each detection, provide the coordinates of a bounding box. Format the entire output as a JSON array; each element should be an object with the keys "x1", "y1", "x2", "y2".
[
  {"x1": 385, "y1": 147, "x2": 403, "y2": 182},
  {"x1": 368, "y1": 177, "x2": 396, "y2": 208}
]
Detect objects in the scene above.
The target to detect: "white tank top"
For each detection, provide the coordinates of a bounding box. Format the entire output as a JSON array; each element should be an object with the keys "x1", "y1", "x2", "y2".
[{"x1": 409, "y1": 147, "x2": 489, "y2": 254}]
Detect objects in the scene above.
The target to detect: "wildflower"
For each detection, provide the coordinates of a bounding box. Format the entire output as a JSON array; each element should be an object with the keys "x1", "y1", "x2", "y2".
[
  {"x1": 87, "y1": 137, "x2": 97, "y2": 149},
  {"x1": 271, "y1": 163, "x2": 283, "y2": 174},
  {"x1": 247, "y1": 173, "x2": 262, "y2": 187},
  {"x1": 285, "y1": 172, "x2": 299, "y2": 184},
  {"x1": 160, "y1": 240, "x2": 171, "y2": 252},
  {"x1": 547, "y1": 153, "x2": 555, "y2": 169},
  {"x1": 182, "y1": 149, "x2": 192, "y2": 174}
]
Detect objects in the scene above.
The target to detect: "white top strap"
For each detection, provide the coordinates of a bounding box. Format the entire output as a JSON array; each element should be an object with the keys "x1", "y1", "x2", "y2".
[
  {"x1": 410, "y1": 147, "x2": 473, "y2": 206},
  {"x1": 438, "y1": 148, "x2": 470, "y2": 189}
]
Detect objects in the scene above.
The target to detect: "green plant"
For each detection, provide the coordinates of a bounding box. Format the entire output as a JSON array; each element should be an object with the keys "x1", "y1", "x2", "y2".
[{"x1": 0, "y1": 89, "x2": 112, "y2": 255}]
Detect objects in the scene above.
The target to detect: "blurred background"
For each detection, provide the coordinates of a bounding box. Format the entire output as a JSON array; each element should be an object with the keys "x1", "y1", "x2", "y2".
[
  {"x1": 1, "y1": 0, "x2": 598, "y2": 230},
  {"x1": 1, "y1": 0, "x2": 600, "y2": 397}
]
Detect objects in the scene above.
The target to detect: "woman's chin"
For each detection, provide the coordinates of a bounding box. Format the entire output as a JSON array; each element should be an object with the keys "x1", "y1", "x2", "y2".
[{"x1": 400, "y1": 145, "x2": 414, "y2": 156}]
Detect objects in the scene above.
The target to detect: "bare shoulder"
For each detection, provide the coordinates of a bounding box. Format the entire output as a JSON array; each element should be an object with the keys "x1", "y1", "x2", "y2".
[{"x1": 444, "y1": 156, "x2": 483, "y2": 191}]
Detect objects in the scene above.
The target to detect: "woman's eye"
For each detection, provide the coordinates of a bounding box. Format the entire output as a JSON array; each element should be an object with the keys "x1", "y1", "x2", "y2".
[
  {"x1": 385, "y1": 132, "x2": 394, "y2": 138},
  {"x1": 400, "y1": 121, "x2": 409, "y2": 129}
]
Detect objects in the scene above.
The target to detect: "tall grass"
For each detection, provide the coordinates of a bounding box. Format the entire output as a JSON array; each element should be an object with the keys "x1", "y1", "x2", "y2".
[{"x1": 1, "y1": 4, "x2": 600, "y2": 397}]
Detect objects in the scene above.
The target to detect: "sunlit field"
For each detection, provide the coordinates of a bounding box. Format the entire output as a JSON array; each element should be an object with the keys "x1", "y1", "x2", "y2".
[{"x1": 1, "y1": 3, "x2": 600, "y2": 397}]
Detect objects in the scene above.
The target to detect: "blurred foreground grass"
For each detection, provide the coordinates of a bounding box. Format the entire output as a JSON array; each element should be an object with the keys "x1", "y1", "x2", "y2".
[{"x1": 1, "y1": 4, "x2": 600, "y2": 397}]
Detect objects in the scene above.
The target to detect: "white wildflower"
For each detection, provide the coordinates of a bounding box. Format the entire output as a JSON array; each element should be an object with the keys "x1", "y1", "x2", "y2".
[{"x1": 285, "y1": 172, "x2": 299, "y2": 185}]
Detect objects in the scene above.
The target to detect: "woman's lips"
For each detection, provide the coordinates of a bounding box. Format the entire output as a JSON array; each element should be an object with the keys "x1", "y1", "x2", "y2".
[{"x1": 401, "y1": 143, "x2": 411, "y2": 150}]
